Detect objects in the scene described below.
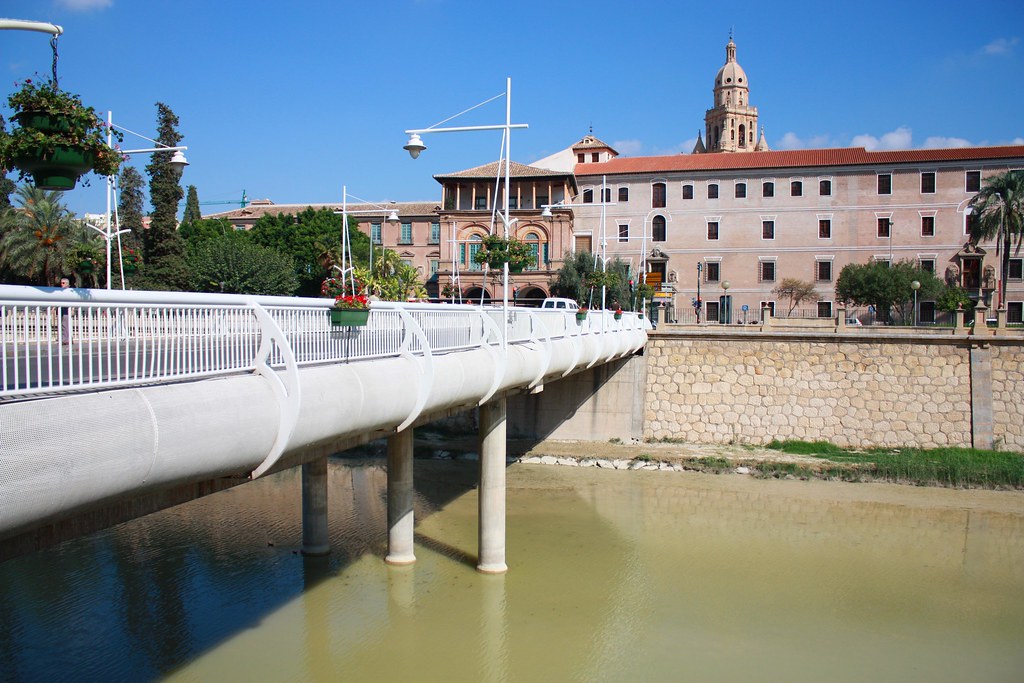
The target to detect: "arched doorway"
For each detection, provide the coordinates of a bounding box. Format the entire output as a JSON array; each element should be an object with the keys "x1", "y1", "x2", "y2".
[
  {"x1": 463, "y1": 287, "x2": 491, "y2": 305},
  {"x1": 516, "y1": 286, "x2": 548, "y2": 307}
]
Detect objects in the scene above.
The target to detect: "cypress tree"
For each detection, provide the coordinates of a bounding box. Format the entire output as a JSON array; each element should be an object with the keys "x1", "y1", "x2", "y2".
[
  {"x1": 182, "y1": 185, "x2": 201, "y2": 226},
  {"x1": 142, "y1": 102, "x2": 188, "y2": 290},
  {"x1": 117, "y1": 165, "x2": 145, "y2": 252}
]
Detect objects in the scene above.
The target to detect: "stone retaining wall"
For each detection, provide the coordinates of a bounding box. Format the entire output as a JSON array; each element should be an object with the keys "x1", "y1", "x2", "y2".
[{"x1": 644, "y1": 333, "x2": 1023, "y2": 450}]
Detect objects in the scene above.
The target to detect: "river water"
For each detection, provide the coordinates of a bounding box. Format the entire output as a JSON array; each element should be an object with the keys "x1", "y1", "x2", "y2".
[{"x1": 1, "y1": 458, "x2": 1022, "y2": 682}]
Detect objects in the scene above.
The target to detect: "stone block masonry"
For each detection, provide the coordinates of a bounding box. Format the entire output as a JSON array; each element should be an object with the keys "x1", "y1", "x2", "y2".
[{"x1": 644, "y1": 332, "x2": 1024, "y2": 451}]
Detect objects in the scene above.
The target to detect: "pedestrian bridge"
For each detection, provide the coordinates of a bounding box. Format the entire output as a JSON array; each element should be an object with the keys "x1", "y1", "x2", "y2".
[{"x1": 0, "y1": 284, "x2": 648, "y2": 567}]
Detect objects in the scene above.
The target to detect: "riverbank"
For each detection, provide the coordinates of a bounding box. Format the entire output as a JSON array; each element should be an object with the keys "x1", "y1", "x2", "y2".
[{"x1": 405, "y1": 432, "x2": 1024, "y2": 490}]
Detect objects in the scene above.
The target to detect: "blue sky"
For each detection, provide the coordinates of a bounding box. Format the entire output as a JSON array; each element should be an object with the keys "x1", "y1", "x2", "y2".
[{"x1": 4, "y1": 0, "x2": 1023, "y2": 218}]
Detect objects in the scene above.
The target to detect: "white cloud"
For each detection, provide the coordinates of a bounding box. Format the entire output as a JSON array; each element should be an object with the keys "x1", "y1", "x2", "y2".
[
  {"x1": 983, "y1": 37, "x2": 1019, "y2": 56},
  {"x1": 923, "y1": 136, "x2": 972, "y2": 148},
  {"x1": 775, "y1": 132, "x2": 831, "y2": 150},
  {"x1": 611, "y1": 139, "x2": 643, "y2": 156},
  {"x1": 57, "y1": 0, "x2": 113, "y2": 11},
  {"x1": 851, "y1": 126, "x2": 913, "y2": 151}
]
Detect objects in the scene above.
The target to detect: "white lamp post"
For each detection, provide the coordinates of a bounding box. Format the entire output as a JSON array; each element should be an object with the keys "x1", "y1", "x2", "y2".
[
  {"x1": 722, "y1": 280, "x2": 731, "y2": 324},
  {"x1": 90, "y1": 111, "x2": 189, "y2": 289},
  {"x1": 404, "y1": 78, "x2": 528, "y2": 345},
  {"x1": 334, "y1": 185, "x2": 400, "y2": 286},
  {"x1": 911, "y1": 280, "x2": 920, "y2": 326}
]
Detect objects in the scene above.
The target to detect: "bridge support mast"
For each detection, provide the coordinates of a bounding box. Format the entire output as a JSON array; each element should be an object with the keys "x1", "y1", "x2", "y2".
[
  {"x1": 478, "y1": 397, "x2": 508, "y2": 574},
  {"x1": 386, "y1": 429, "x2": 416, "y2": 565},
  {"x1": 301, "y1": 457, "x2": 330, "y2": 556}
]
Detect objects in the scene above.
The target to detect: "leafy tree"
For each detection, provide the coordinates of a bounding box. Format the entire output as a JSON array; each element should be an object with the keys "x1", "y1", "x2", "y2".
[
  {"x1": 835, "y1": 260, "x2": 942, "y2": 324},
  {"x1": 773, "y1": 278, "x2": 818, "y2": 314},
  {"x1": 182, "y1": 184, "x2": 201, "y2": 226},
  {"x1": 550, "y1": 250, "x2": 632, "y2": 309},
  {"x1": 967, "y1": 170, "x2": 1024, "y2": 308},
  {"x1": 61, "y1": 222, "x2": 106, "y2": 288},
  {"x1": 354, "y1": 247, "x2": 425, "y2": 301},
  {"x1": 179, "y1": 218, "x2": 238, "y2": 246},
  {"x1": 186, "y1": 238, "x2": 298, "y2": 295},
  {"x1": 248, "y1": 207, "x2": 370, "y2": 297},
  {"x1": 117, "y1": 165, "x2": 146, "y2": 252},
  {"x1": 936, "y1": 285, "x2": 972, "y2": 313},
  {"x1": 0, "y1": 185, "x2": 76, "y2": 285},
  {"x1": 141, "y1": 102, "x2": 188, "y2": 290},
  {"x1": 0, "y1": 117, "x2": 15, "y2": 211}
]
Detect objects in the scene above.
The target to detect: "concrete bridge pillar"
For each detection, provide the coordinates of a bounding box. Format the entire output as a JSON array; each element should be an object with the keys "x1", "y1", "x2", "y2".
[
  {"x1": 386, "y1": 429, "x2": 416, "y2": 565},
  {"x1": 478, "y1": 397, "x2": 508, "y2": 574},
  {"x1": 301, "y1": 456, "x2": 330, "y2": 556}
]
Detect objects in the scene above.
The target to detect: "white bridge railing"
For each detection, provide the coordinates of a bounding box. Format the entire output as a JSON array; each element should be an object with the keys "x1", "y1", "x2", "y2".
[{"x1": 1, "y1": 285, "x2": 647, "y2": 400}]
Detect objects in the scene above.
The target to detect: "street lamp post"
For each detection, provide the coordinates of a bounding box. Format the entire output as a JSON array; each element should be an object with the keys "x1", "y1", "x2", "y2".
[
  {"x1": 695, "y1": 262, "x2": 703, "y2": 323},
  {"x1": 90, "y1": 111, "x2": 189, "y2": 289},
  {"x1": 722, "y1": 280, "x2": 731, "y2": 324},
  {"x1": 334, "y1": 186, "x2": 400, "y2": 286},
  {"x1": 404, "y1": 77, "x2": 528, "y2": 346},
  {"x1": 911, "y1": 280, "x2": 920, "y2": 326}
]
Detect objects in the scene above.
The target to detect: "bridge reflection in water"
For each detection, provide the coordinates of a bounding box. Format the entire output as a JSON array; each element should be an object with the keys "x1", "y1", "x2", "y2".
[{"x1": 0, "y1": 285, "x2": 648, "y2": 568}]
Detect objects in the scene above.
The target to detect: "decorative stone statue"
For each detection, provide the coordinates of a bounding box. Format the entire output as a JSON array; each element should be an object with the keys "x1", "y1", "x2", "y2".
[
  {"x1": 945, "y1": 264, "x2": 959, "y2": 286},
  {"x1": 668, "y1": 270, "x2": 678, "y2": 283},
  {"x1": 983, "y1": 265, "x2": 996, "y2": 290}
]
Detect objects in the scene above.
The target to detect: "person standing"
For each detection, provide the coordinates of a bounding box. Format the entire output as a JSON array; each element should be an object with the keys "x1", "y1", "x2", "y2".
[{"x1": 60, "y1": 277, "x2": 71, "y2": 345}]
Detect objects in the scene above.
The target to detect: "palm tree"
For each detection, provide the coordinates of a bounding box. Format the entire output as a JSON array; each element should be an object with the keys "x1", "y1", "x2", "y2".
[
  {"x1": 968, "y1": 170, "x2": 1024, "y2": 308},
  {"x1": 0, "y1": 185, "x2": 77, "y2": 285}
]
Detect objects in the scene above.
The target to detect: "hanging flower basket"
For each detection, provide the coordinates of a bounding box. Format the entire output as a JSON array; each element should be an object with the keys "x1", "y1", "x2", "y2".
[
  {"x1": 0, "y1": 78, "x2": 124, "y2": 191},
  {"x1": 576, "y1": 308, "x2": 589, "y2": 322},
  {"x1": 121, "y1": 248, "x2": 141, "y2": 275},
  {"x1": 614, "y1": 310, "x2": 623, "y2": 320},
  {"x1": 78, "y1": 258, "x2": 96, "y2": 273},
  {"x1": 473, "y1": 234, "x2": 533, "y2": 272}
]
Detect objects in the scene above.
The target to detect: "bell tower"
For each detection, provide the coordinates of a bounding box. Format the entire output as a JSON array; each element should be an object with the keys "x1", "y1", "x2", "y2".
[{"x1": 702, "y1": 36, "x2": 763, "y2": 153}]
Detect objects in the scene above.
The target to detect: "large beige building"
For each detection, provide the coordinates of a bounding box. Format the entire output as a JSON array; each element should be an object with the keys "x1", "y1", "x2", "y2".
[{"x1": 210, "y1": 38, "x2": 1024, "y2": 321}]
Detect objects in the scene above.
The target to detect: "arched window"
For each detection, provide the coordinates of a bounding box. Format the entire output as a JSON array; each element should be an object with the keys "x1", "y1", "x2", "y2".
[
  {"x1": 525, "y1": 231, "x2": 542, "y2": 270},
  {"x1": 463, "y1": 233, "x2": 483, "y2": 270},
  {"x1": 652, "y1": 215, "x2": 666, "y2": 242},
  {"x1": 738, "y1": 124, "x2": 746, "y2": 147}
]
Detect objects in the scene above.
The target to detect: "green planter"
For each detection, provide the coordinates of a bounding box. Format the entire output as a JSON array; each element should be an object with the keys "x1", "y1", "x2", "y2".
[
  {"x1": 330, "y1": 308, "x2": 370, "y2": 327},
  {"x1": 15, "y1": 146, "x2": 94, "y2": 191},
  {"x1": 78, "y1": 260, "x2": 95, "y2": 273},
  {"x1": 614, "y1": 312, "x2": 623, "y2": 321},
  {"x1": 576, "y1": 310, "x2": 588, "y2": 322},
  {"x1": 14, "y1": 111, "x2": 72, "y2": 134},
  {"x1": 123, "y1": 264, "x2": 137, "y2": 275}
]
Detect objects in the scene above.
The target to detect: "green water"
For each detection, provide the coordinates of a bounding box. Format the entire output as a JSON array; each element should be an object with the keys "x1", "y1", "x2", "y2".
[{"x1": 1, "y1": 459, "x2": 1022, "y2": 682}]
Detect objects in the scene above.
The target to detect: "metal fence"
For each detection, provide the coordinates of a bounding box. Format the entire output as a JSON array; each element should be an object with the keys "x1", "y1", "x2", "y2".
[{"x1": 1, "y1": 286, "x2": 643, "y2": 400}]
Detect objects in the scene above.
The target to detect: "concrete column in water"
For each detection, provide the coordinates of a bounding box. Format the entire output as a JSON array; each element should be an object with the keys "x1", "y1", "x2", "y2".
[
  {"x1": 386, "y1": 429, "x2": 416, "y2": 565},
  {"x1": 301, "y1": 456, "x2": 330, "y2": 556},
  {"x1": 478, "y1": 397, "x2": 508, "y2": 574}
]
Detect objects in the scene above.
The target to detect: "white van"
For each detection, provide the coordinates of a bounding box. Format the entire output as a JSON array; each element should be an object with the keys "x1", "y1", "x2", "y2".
[{"x1": 540, "y1": 297, "x2": 580, "y2": 311}]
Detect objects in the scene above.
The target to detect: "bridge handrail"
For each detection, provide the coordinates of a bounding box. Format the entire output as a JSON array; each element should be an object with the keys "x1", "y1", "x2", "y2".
[{"x1": 1, "y1": 285, "x2": 646, "y2": 400}]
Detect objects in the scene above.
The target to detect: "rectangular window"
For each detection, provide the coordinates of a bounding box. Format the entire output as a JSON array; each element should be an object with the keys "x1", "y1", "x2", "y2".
[
  {"x1": 920, "y1": 301, "x2": 936, "y2": 325},
  {"x1": 537, "y1": 195, "x2": 548, "y2": 210},
  {"x1": 652, "y1": 183, "x2": 667, "y2": 207},
  {"x1": 602, "y1": 188, "x2": 612, "y2": 203},
  {"x1": 819, "y1": 179, "x2": 832, "y2": 196},
  {"x1": 592, "y1": 152, "x2": 599, "y2": 162},
  {"x1": 762, "y1": 181, "x2": 774, "y2": 197},
  {"x1": 400, "y1": 222, "x2": 412, "y2": 244},
  {"x1": 965, "y1": 170, "x2": 981, "y2": 193},
  {"x1": 705, "y1": 262, "x2": 720, "y2": 282},
  {"x1": 1008, "y1": 258, "x2": 1023, "y2": 280},
  {"x1": 618, "y1": 187, "x2": 629, "y2": 202},
  {"x1": 582, "y1": 188, "x2": 594, "y2": 204},
  {"x1": 707, "y1": 183, "x2": 719, "y2": 199},
  {"x1": 760, "y1": 301, "x2": 776, "y2": 317},
  {"x1": 618, "y1": 224, "x2": 628, "y2": 243},
  {"x1": 508, "y1": 196, "x2": 518, "y2": 210},
  {"x1": 429, "y1": 222, "x2": 440, "y2": 244},
  {"x1": 735, "y1": 182, "x2": 746, "y2": 199},
  {"x1": 878, "y1": 173, "x2": 892, "y2": 194},
  {"x1": 818, "y1": 219, "x2": 831, "y2": 239},
  {"x1": 817, "y1": 301, "x2": 833, "y2": 318},
  {"x1": 791, "y1": 180, "x2": 803, "y2": 197},
  {"x1": 577, "y1": 153, "x2": 585, "y2": 163},
  {"x1": 877, "y1": 218, "x2": 891, "y2": 238},
  {"x1": 921, "y1": 172, "x2": 936, "y2": 194},
  {"x1": 707, "y1": 221, "x2": 719, "y2": 240},
  {"x1": 760, "y1": 261, "x2": 776, "y2": 282},
  {"x1": 919, "y1": 258, "x2": 935, "y2": 274},
  {"x1": 816, "y1": 260, "x2": 832, "y2": 282},
  {"x1": 921, "y1": 215, "x2": 935, "y2": 237},
  {"x1": 1009, "y1": 301, "x2": 1023, "y2": 324},
  {"x1": 762, "y1": 220, "x2": 775, "y2": 240},
  {"x1": 475, "y1": 196, "x2": 487, "y2": 210},
  {"x1": 706, "y1": 301, "x2": 720, "y2": 323},
  {"x1": 429, "y1": 259, "x2": 439, "y2": 275},
  {"x1": 371, "y1": 223, "x2": 382, "y2": 244},
  {"x1": 682, "y1": 184, "x2": 694, "y2": 200}
]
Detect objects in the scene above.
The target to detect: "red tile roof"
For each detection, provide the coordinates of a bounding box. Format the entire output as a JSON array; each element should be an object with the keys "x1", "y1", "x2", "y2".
[{"x1": 575, "y1": 145, "x2": 1024, "y2": 176}]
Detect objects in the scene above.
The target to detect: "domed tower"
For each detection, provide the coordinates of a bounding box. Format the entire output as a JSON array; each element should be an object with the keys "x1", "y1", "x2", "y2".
[{"x1": 702, "y1": 37, "x2": 763, "y2": 153}]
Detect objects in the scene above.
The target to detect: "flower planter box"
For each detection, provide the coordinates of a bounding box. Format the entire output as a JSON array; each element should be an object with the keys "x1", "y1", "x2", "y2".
[
  {"x1": 575, "y1": 310, "x2": 588, "y2": 322},
  {"x1": 330, "y1": 309, "x2": 370, "y2": 327},
  {"x1": 14, "y1": 111, "x2": 73, "y2": 134},
  {"x1": 614, "y1": 312, "x2": 623, "y2": 321}
]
